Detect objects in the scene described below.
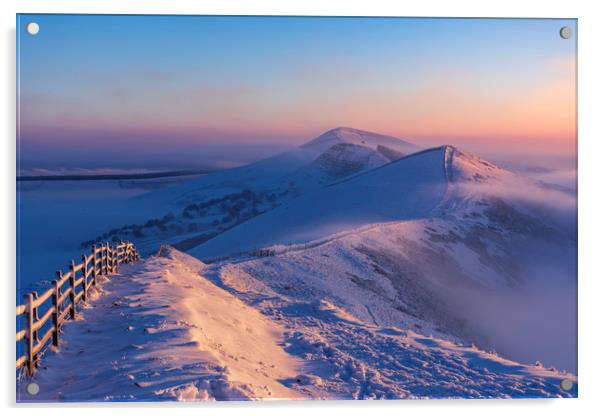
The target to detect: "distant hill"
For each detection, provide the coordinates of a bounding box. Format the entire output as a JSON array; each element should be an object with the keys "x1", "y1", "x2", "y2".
[{"x1": 17, "y1": 169, "x2": 208, "y2": 182}]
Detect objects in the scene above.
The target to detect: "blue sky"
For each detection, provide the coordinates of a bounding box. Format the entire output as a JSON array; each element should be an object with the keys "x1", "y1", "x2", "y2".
[{"x1": 17, "y1": 15, "x2": 577, "y2": 170}]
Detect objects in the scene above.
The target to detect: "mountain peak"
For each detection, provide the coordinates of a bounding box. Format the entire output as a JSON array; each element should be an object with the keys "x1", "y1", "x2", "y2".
[
  {"x1": 325, "y1": 126, "x2": 373, "y2": 136},
  {"x1": 301, "y1": 127, "x2": 417, "y2": 154}
]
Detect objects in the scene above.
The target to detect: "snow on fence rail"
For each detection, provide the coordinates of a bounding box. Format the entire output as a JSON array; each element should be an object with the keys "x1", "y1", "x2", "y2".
[{"x1": 16, "y1": 241, "x2": 141, "y2": 376}]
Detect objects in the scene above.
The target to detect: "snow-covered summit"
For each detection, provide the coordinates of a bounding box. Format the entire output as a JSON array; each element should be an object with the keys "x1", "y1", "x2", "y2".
[{"x1": 302, "y1": 127, "x2": 417, "y2": 155}]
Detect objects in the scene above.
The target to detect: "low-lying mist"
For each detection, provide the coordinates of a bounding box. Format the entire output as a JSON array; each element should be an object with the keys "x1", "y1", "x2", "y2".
[
  {"x1": 448, "y1": 176, "x2": 577, "y2": 373},
  {"x1": 448, "y1": 242, "x2": 577, "y2": 373}
]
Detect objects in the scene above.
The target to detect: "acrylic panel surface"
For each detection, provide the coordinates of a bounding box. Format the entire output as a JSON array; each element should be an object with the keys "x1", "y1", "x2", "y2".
[{"x1": 16, "y1": 14, "x2": 577, "y2": 401}]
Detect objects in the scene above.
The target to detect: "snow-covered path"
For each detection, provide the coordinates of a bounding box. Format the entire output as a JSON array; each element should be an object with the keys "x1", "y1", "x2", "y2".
[
  {"x1": 19, "y1": 249, "x2": 576, "y2": 402},
  {"x1": 19, "y1": 253, "x2": 304, "y2": 402}
]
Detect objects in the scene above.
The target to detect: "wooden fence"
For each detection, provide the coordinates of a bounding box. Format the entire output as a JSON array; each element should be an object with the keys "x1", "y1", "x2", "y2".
[{"x1": 16, "y1": 241, "x2": 141, "y2": 376}]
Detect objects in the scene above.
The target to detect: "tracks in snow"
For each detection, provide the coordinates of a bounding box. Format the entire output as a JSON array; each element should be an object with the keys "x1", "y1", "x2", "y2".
[{"x1": 19, "y1": 255, "x2": 303, "y2": 402}]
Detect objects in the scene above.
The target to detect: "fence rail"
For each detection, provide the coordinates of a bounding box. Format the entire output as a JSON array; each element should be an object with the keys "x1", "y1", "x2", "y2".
[{"x1": 16, "y1": 241, "x2": 141, "y2": 376}]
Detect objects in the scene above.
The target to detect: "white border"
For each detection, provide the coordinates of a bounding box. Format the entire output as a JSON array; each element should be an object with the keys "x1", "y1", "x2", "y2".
[{"x1": 2, "y1": 1, "x2": 601, "y2": 415}]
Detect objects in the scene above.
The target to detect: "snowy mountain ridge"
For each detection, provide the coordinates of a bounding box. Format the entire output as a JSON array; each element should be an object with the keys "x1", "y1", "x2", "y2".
[
  {"x1": 183, "y1": 142, "x2": 576, "y2": 373},
  {"x1": 75, "y1": 127, "x2": 576, "y2": 380},
  {"x1": 187, "y1": 144, "x2": 545, "y2": 262}
]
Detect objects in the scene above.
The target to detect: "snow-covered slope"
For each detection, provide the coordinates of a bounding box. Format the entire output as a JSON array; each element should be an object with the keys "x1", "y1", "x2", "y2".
[
  {"x1": 189, "y1": 145, "x2": 572, "y2": 262},
  {"x1": 188, "y1": 147, "x2": 448, "y2": 259},
  {"x1": 186, "y1": 146, "x2": 576, "y2": 372},
  {"x1": 204, "y1": 244, "x2": 576, "y2": 399},
  {"x1": 293, "y1": 143, "x2": 390, "y2": 184},
  {"x1": 22, "y1": 248, "x2": 576, "y2": 401},
  {"x1": 84, "y1": 128, "x2": 418, "y2": 254}
]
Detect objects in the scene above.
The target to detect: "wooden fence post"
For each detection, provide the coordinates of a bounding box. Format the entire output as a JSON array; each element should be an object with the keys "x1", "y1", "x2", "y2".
[
  {"x1": 81, "y1": 254, "x2": 88, "y2": 302},
  {"x1": 104, "y1": 242, "x2": 109, "y2": 274},
  {"x1": 32, "y1": 292, "x2": 40, "y2": 345},
  {"x1": 109, "y1": 244, "x2": 115, "y2": 273},
  {"x1": 100, "y1": 244, "x2": 104, "y2": 275},
  {"x1": 107, "y1": 244, "x2": 111, "y2": 273},
  {"x1": 26, "y1": 292, "x2": 35, "y2": 375},
  {"x1": 120, "y1": 240, "x2": 125, "y2": 264},
  {"x1": 112, "y1": 244, "x2": 116, "y2": 272},
  {"x1": 100, "y1": 243, "x2": 105, "y2": 276},
  {"x1": 111, "y1": 244, "x2": 116, "y2": 273},
  {"x1": 99, "y1": 244, "x2": 103, "y2": 275},
  {"x1": 106, "y1": 242, "x2": 111, "y2": 272},
  {"x1": 69, "y1": 260, "x2": 77, "y2": 319},
  {"x1": 52, "y1": 278, "x2": 60, "y2": 346},
  {"x1": 92, "y1": 244, "x2": 98, "y2": 285}
]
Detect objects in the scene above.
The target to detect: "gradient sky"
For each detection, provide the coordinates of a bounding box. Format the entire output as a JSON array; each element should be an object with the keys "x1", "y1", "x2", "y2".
[{"x1": 17, "y1": 15, "x2": 577, "y2": 170}]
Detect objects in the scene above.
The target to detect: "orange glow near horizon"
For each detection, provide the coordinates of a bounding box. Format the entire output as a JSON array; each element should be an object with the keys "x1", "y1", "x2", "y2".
[
  {"x1": 19, "y1": 15, "x2": 577, "y2": 167},
  {"x1": 20, "y1": 66, "x2": 576, "y2": 157}
]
